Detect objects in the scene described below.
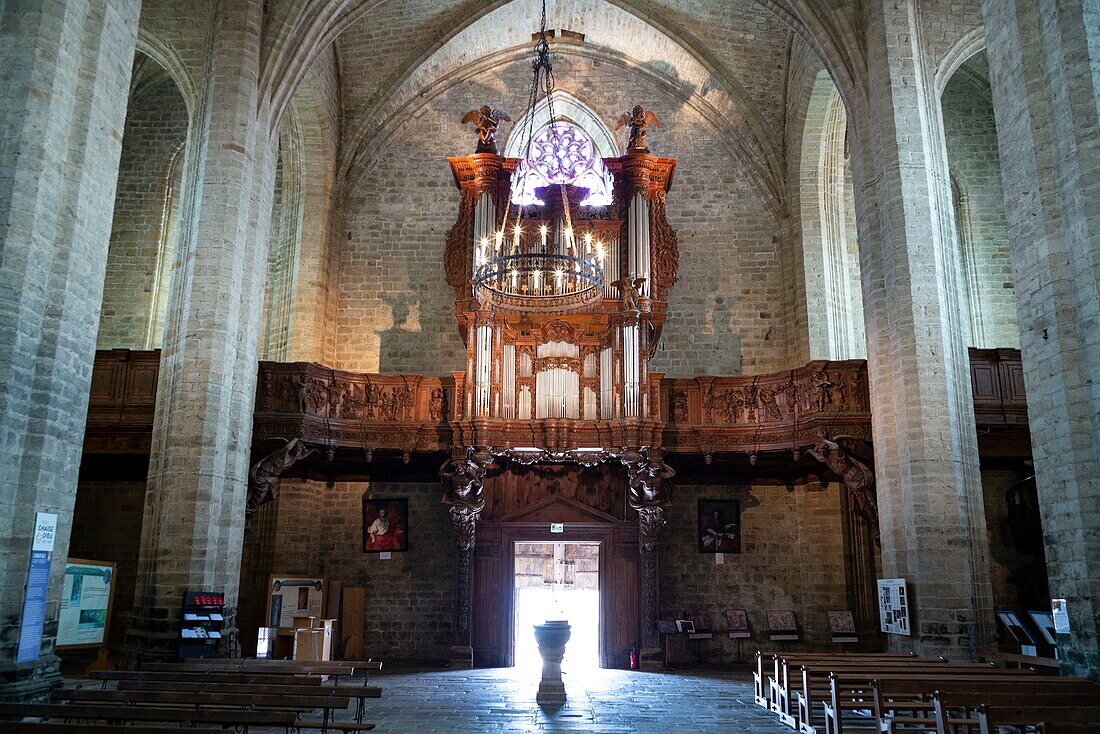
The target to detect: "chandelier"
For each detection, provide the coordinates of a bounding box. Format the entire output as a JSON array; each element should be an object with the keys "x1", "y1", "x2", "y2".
[{"x1": 473, "y1": 0, "x2": 605, "y2": 315}]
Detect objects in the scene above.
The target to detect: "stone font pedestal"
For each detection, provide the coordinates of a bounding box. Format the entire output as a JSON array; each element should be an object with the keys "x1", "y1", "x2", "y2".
[{"x1": 533, "y1": 621, "x2": 571, "y2": 704}]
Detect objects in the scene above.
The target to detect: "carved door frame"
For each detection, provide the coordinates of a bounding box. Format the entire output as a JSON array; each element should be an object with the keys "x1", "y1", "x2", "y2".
[{"x1": 475, "y1": 516, "x2": 638, "y2": 669}]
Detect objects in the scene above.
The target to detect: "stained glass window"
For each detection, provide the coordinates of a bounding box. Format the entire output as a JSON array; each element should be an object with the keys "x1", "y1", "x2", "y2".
[{"x1": 511, "y1": 123, "x2": 614, "y2": 207}]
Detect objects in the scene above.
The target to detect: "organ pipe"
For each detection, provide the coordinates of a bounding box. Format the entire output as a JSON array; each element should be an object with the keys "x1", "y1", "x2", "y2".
[{"x1": 627, "y1": 193, "x2": 651, "y2": 297}]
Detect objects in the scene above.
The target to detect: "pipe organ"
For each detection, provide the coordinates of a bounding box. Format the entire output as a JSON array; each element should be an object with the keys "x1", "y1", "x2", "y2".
[{"x1": 444, "y1": 130, "x2": 678, "y2": 448}]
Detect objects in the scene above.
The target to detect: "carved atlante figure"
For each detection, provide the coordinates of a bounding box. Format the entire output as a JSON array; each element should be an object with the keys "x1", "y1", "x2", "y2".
[
  {"x1": 440, "y1": 448, "x2": 490, "y2": 549},
  {"x1": 246, "y1": 438, "x2": 313, "y2": 530},
  {"x1": 460, "y1": 105, "x2": 511, "y2": 153},
  {"x1": 615, "y1": 105, "x2": 660, "y2": 153},
  {"x1": 807, "y1": 436, "x2": 879, "y2": 540}
]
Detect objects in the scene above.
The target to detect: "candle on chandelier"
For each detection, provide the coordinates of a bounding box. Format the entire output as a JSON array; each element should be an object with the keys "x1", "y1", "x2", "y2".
[
  {"x1": 540, "y1": 224, "x2": 548, "y2": 251},
  {"x1": 495, "y1": 229, "x2": 504, "y2": 253},
  {"x1": 513, "y1": 223, "x2": 521, "y2": 253}
]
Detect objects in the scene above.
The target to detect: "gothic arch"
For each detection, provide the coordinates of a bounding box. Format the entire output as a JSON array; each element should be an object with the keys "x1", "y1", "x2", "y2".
[
  {"x1": 334, "y1": 0, "x2": 788, "y2": 212},
  {"x1": 797, "y1": 70, "x2": 864, "y2": 360}
]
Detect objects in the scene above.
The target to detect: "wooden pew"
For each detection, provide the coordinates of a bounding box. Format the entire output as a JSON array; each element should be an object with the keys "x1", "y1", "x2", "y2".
[
  {"x1": 53, "y1": 688, "x2": 353, "y2": 733},
  {"x1": 754, "y1": 651, "x2": 919, "y2": 710},
  {"x1": 88, "y1": 669, "x2": 326, "y2": 688},
  {"x1": 0, "y1": 702, "x2": 297, "y2": 732},
  {"x1": 142, "y1": 660, "x2": 365, "y2": 683},
  {"x1": 0, "y1": 725, "x2": 224, "y2": 734},
  {"x1": 782, "y1": 660, "x2": 988, "y2": 728},
  {"x1": 182, "y1": 657, "x2": 383, "y2": 671},
  {"x1": 795, "y1": 665, "x2": 1032, "y2": 733},
  {"x1": 976, "y1": 703, "x2": 1100, "y2": 734},
  {"x1": 819, "y1": 674, "x2": 1098, "y2": 734},
  {"x1": 114, "y1": 678, "x2": 383, "y2": 724}
]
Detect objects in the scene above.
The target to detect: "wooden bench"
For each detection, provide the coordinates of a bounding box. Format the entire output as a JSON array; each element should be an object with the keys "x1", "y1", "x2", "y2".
[
  {"x1": 820, "y1": 674, "x2": 1098, "y2": 734},
  {"x1": 979, "y1": 650, "x2": 1062, "y2": 672},
  {"x1": 781, "y1": 660, "x2": 983, "y2": 728},
  {"x1": 754, "y1": 651, "x2": 919, "y2": 709},
  {"x1": 114, "y1": 679, "x2": 382, "y2": 723},
  {"x1": 54, "y1": 688, "x2": 353, "y2": 733},
  {"x1": 793, "y1": 664, "x2": 1031, "y2": 732},
  {"x1": 0, "y1": 702, "x2": 297, "y2": 732},
  {"x1": 142, "y1": 660, "x2": 366, "y2": 684},
  {"x1": 184, "y1": 657, "x2": 383, "y2": 671},
  {"x1": 0, "y1": 725, "x2": 224, "y2": 734},
  {"x1": 976, "y1": 703, "x2": 1100, "y2": 734},
  {"x1": 88, "y1": 669, "x2": 326, "y2": 687}
]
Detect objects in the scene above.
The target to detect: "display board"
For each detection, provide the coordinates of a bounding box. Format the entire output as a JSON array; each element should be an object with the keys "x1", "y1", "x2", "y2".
[
  {"x1": 266, "y1": 575, "x2": 324, "y2": 628},
  {"x1": 878, "y1": 577, "x2": 911, "y2": 636},
  {"x1": 57, "y1": 559, "x2": 116, "y2": 649}
]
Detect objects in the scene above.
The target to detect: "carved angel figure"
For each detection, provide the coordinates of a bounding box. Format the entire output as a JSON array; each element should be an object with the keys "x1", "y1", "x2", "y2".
[
  {"x1": 461, "y1": 105, "x2": 511, "y2": 153},
  {"x1": 611, "y1": 277, "x2": 647, "y2": 313},
  {"x1": 246, "y1": 438, "x2": 313, "y2": 530},
  {"x1": 615, "y1": 105, "x2": 660, "y2": 153}
]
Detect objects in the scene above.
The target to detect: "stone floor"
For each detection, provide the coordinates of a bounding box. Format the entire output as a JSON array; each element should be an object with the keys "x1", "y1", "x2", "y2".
[{"x1": 339, "y1": 665, "x2": 788, "y2": 733}]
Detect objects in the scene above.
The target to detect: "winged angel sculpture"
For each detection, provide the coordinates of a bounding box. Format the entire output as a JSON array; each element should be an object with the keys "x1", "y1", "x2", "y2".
[
  {"x1": 461, "y1": 105, "x2": 511, "y2": 153},
  {"x1": 615, "y1": 105, "x2": 660, "y2": 153}
]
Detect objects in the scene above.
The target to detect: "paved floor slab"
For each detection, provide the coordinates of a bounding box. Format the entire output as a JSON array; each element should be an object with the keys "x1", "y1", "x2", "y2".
[{"x1": 350, "y1": 666, "x2": 789, "y2": 733}]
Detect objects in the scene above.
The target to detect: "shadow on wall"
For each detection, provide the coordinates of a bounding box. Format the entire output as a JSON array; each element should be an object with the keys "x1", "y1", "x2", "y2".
[{"x1": 378, "y1": 293, "x2": 423, "y2": 374}]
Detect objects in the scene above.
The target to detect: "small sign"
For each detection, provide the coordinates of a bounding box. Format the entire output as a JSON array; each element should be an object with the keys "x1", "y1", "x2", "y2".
[
  {"x1": 17, "y1": 512, "x2": 58, "y2": 663},
  {"x1": 1052, "y1": 598, "x2": 1070, "y2": 634},
  {"x1": 877, "y1": 578, "x2": 911, "y2": 636},
  {"x1": 715, "y1": 553, "x2": 724, "y2": 565},
  {"x1": 379, "y1": 552, "x2": 392, "y2": 560},
  {"x1": 550, "y1": 523, "x2": 564, "y2": 534}
]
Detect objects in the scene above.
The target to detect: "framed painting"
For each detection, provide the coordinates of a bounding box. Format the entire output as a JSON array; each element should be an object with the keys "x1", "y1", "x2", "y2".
[
  {"x1": 362, "y1": 497, "x2": 408, "y2": 553},
  {"x1": 697, "y1": 499, "x2": 741, "y2": 553}
]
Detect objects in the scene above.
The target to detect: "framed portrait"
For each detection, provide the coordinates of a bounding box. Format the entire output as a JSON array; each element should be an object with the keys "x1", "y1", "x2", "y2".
[
  {"x1": 362, "y1": 497, "x2": 408, "y2": 553},
  {"x1": 698, "y1": 499, "x2": 741, "y2": 553}
]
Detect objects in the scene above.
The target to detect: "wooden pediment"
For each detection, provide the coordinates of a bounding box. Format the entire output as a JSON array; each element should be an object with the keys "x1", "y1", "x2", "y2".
[{"x1": 497, "y1": 494, "x2": 620, "y2": 524}]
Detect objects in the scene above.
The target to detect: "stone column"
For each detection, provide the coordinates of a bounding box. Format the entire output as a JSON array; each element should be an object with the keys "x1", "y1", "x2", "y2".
[
  {"x1": 850, "y1": 0, "x2": 996, "y2": 658},
  {"x1": 128, "y1": 0, "x2": 279, "y2": 658},
  {"x1": 441, "y1": 449, "x2": 488, "y2": 667},
  {"x1": 0, "y1": 0, "x2": 138, "y2": 699},
  {"x1": 981, "y1": 0, "x2": 1100, "y2": 678}
]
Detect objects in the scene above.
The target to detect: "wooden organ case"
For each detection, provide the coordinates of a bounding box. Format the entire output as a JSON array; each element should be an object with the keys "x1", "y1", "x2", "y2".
[{"x1": 442, "y1": 130, "x2": 679, "y2": 668}]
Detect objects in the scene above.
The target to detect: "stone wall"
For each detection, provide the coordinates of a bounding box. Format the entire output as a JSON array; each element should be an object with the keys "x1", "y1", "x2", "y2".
[
  {"x1": 243, "y1": 479, "x2": 457, "y2": 662},
  {"x1": 941, "y1": 53, "x2": 1019, "y2": 349},
  {"x1": 97, "y1": 63, "x2": 188, "y2": 349},
  {"x1": 335, "y1": 51, "x2": 786, "y2": 377},
  {"x1": 660, "y1": 482, "x2": 857, "y2": 660}
]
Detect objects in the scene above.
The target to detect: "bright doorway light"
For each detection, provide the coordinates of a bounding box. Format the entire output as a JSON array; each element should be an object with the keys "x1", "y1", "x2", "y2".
[{"x1": 513, "y1": 542, "x2": 600, "y2": 673}]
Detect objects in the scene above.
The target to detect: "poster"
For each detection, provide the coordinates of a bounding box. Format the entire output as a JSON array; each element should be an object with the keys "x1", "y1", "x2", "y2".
[
  {"x1": 1051, "y1": 598, "x2": 1070, "y2": 634},
  {"x1": 58, "y1": 560, "x2": 115, "y2": 649},
  {"x1": 17, "y1": 512, "x2": 57, "y2": 663},
  {"x1": 267, "y1": 576, "x2": 324, "y2": 628},
  {"x1": 878, "y1": 578, "x2": 910, "y2": 636}
]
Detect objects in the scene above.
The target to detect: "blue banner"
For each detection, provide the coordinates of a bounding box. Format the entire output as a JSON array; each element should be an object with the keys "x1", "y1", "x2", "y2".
[{"x1": 17, "y1": 512, "x2": 57, "y2": 664}]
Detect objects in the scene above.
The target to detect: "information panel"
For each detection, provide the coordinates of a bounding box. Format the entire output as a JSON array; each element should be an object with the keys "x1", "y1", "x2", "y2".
[
  {"x1": 878, "y1": 577, "x2": 911, "y2": 636},
  {"x1": 57, "y1": 559, "x2": 116, "y2": 649},
  {"x1": 16, "y1": 512, "x2": 57, "y2": 663},
  {"x1": 266, "y1": 575, "x2": 324, "y2": 628}
]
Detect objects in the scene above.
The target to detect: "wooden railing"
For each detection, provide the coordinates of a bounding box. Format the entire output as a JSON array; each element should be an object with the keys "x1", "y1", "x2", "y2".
[{"x1": 83, "y1": 349, "x2": 1030, "y2": 458}]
